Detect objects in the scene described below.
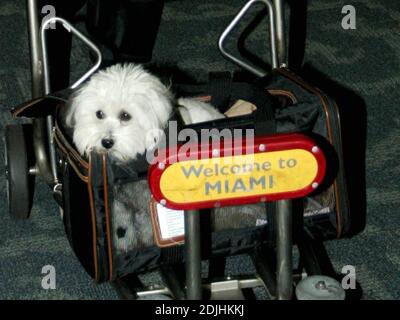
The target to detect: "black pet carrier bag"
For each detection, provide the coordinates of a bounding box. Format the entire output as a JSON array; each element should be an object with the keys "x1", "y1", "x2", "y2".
[{"x1": 11, "y1": 67, "x2": 350, "y2": 283}]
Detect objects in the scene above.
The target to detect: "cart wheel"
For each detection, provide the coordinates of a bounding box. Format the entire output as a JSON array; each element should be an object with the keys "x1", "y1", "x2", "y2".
[{"x1": 4, "y1": 124, "x2": 35, "y2": 219}]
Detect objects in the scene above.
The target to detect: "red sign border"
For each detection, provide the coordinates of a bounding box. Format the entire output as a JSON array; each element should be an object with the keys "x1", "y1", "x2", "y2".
[{"x1": 148, "y1": 133, "x2": 326, "y2": 210}]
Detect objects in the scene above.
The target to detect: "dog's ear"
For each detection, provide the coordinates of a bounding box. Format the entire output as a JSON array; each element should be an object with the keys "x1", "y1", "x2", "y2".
[{"x1": 147, "y1": 86, "x2": 174, "y2": 127}]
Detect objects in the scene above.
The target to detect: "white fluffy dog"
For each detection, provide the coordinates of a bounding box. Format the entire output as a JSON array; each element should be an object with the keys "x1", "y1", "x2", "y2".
[
  {"x1": 65, "y1": 63, "x2": 224, "y2": 254},
  {"x1": 65, "y1": 63, "x2": 224, "y2": 162}
]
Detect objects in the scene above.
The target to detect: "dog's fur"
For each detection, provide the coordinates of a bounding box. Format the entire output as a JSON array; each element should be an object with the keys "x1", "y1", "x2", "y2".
[
  {"x1": 66, "y1": 63, "x2": 225, "y2": 253},
  {"x1": 111, "y1": 180, "x2": 154, "y2": 252},
  {"x1": 65, "y1": 63, "x2": 224, "y2": 162}
]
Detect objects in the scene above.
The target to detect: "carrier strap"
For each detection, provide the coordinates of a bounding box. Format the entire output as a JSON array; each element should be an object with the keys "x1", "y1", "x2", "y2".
[
  {"x1": 208, "y1": 71, "x2": 233, "y2": 113},
  {"x1": 210, "y1": 71, "x2": 277, "y2": 135},
  {"x1": 229, "y1": 82, "x2": 276, "y2": 135}
]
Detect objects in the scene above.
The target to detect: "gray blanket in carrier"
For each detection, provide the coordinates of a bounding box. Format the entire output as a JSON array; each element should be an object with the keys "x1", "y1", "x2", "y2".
[
  {"x1": 111, "y1": 180, "x2": 268, "y2": 253},
  {"x1": 110, "y1": 174, "x2": 335, "y2": 254}
]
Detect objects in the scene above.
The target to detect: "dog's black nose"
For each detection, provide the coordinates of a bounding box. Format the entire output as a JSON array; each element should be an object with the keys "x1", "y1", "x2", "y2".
[{"x1": 101, "y1": 138, "x2": 114, "y2": 149}]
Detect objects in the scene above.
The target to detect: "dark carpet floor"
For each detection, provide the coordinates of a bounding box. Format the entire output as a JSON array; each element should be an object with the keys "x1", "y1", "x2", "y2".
[{"x1": 0, "y1": 0, "x2": 399, "y2": 299}]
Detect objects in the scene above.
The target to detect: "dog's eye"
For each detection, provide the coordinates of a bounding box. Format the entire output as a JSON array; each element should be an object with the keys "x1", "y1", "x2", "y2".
[
  {"x1": 96, "y1": 110, "x2": 105, "y2": 119},
  {"x1": 119, "y1": 111, "x2": 132, "y2": 121}
]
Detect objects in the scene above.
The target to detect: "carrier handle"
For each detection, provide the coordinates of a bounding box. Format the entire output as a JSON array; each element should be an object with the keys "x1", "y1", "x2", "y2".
[
  {"x1": 40, "y1": 16, "x2": 102, "y2": 93},
  {"x1": 218, "y1": 0, "x2": 278, "y2": 77},
  {"x1": 38, "y1": 16, "x2": 102, "y2": 187}
]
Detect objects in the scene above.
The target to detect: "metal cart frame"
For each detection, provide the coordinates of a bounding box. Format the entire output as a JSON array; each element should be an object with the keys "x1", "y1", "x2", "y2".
[{"x1": 23, "y1": 0, "x2": 331, "y2": 300}]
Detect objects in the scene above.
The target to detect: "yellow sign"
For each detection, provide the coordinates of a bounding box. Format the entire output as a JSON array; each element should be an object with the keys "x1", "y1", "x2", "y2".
[{"x1": 159, "y1": 149, "x2": 318, "y2": 203}]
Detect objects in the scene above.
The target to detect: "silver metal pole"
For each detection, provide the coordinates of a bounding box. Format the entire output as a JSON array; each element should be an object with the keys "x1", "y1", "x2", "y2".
[
  {"x1": 184, "y1": 210, "x2": 202, "y2": 300},
  {"x1": 272, "y1": 0, "x2": 288, "y2": 67},
  {"x1": 26, "y1": 0, "x2": 54, "y2": 185},
  {"x1": 219, "y1": 0, "x2": 278, "y2": 76},
  {"x1": 27, "y1": 0, "x2": 43, "y2": 98},
  {"x1": 276, "y1": 199, "x2": 293, "y2": 300},
  {"x1": 45, "y1": 115, "x2": 58, "y2": 185}
]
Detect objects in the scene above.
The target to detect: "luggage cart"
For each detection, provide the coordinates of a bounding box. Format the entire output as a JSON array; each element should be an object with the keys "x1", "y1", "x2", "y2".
[{"x1": 4, "y1": 0, "x2": 348, "y2": 300}]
